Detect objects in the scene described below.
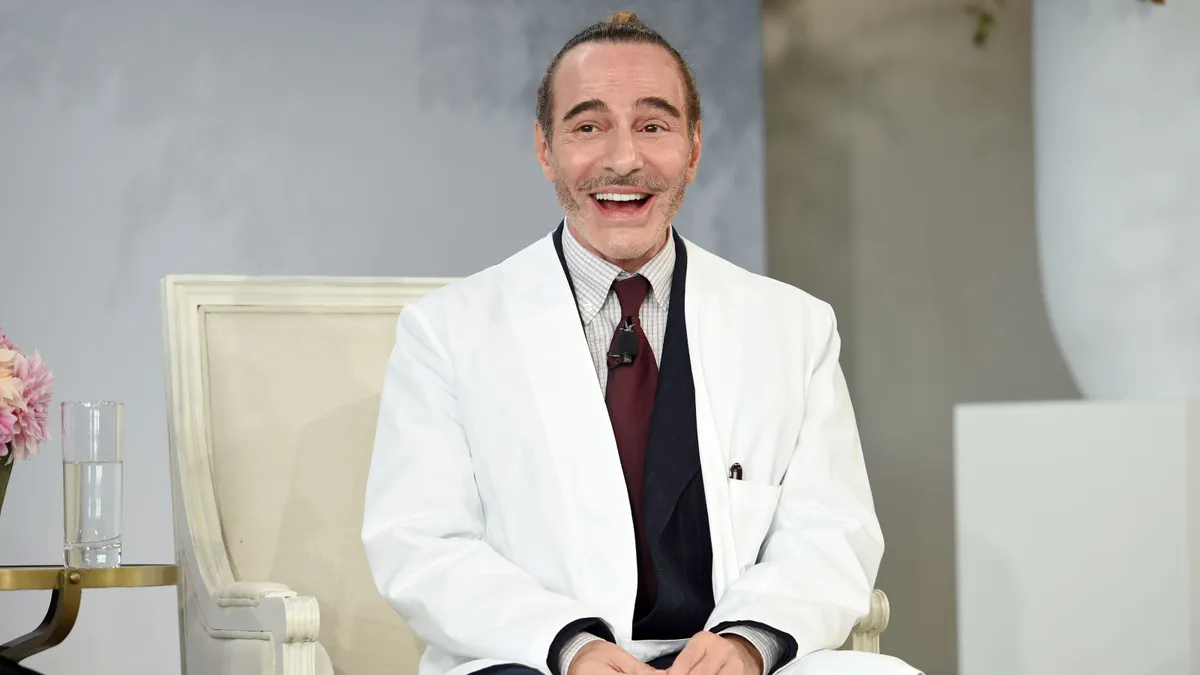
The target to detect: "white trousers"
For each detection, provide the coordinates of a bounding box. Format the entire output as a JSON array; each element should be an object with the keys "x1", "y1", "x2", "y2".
[{"x1": 777, "y1": 650, "x2": 922, "y2": 675}]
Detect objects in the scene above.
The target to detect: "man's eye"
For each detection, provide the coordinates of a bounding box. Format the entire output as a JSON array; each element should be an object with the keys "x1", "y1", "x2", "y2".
[
  {"x1": 644, "y1": 124, "x2": 663, "y2": 133},
  {"x1": 578, "y1": 124, "x2": 596, "y2": 133}
]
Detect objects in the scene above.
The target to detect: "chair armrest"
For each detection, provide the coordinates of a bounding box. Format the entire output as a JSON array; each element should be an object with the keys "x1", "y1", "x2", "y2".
[
  {"x1": 214, "y1": 581, "x2": 299, "y2": 607},
  {"x1": 204, "y1": 581, "x2": 320, "y2": 642},
  {"x1": 181, "y1": 569, "x2": 322, "y2": 675},
  {"x1": 849, "y1": 589, "x2": 889, "y2": 654}
]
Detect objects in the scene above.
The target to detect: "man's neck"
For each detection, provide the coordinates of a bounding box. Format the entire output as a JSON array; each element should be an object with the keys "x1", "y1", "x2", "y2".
[{"x1": 614, "y1": 241, "x2": 664, "y2": 274}]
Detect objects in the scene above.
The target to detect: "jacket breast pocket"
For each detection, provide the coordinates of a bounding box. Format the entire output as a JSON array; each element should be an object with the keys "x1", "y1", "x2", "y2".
[{"x1": 726, "y1": 478, "x2": 783, "y2": 572}]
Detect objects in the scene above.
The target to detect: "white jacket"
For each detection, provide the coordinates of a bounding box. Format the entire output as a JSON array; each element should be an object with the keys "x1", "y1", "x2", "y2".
[{"x1": 362, "y1": 231, "x2": 885, "y2": 675}]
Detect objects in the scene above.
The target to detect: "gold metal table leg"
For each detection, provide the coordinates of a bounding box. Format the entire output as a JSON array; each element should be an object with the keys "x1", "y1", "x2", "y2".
[{"x1": 0, "y1": 569, "x2": 83, "y2": 663}]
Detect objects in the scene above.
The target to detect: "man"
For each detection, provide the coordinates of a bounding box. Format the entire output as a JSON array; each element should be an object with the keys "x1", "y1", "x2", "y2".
[{"x1": 363, "y1": 11, "x2": 920, "y2": 675}]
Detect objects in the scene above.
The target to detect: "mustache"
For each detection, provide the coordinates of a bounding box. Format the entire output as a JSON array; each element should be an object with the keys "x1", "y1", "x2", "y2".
[{"x1": 577, "y1": 174, "x2": 667, "y2": 193}]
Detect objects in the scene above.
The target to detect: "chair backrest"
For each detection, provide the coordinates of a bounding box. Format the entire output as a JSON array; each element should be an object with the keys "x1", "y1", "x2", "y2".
[{"x1": 162, "y1": 274, "x2": 453, "y2": 675}]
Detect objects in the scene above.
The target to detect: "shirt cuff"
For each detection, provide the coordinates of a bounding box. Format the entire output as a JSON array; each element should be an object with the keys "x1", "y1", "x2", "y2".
[
  {"x1": 558, "y1": 631, "x2": 606, "y2": 675},
  {"x1": 719, "y1": 625, "x2": 785, "y2": 675}
]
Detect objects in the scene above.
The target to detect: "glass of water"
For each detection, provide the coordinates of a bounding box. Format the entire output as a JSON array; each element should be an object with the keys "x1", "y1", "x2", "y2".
[{"x1": 61, "y1": 401, "x2": 124, "y2": 568}]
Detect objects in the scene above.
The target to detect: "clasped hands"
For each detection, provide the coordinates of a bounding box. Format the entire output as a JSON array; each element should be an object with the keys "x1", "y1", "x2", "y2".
[{"x1": 569, "y1": 632, "x2": 763, "y2": 675}]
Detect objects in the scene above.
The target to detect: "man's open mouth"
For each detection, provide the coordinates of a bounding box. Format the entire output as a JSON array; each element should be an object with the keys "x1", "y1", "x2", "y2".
[{"x1": 590, "y1": 191, "x2": 654, "y2": 216}]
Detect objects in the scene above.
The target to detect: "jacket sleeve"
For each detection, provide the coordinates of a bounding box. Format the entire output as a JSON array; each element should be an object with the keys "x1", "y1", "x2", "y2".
[
  {"x1": 362, "y1": 303, "x2": 612, "y2": 673},
  {"x1": 705, "y1": 303, "x2": 885, "y2": 666}
]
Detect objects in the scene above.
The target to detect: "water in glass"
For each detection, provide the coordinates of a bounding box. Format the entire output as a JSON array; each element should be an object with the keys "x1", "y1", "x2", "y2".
[{"x1": 63, "y1": 460, "x2": 123, "y2": 567}]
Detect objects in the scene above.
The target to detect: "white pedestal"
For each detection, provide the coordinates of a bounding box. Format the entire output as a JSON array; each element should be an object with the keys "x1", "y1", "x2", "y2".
[{"x1": 953, "y1": 400, "x2": 1200, "y2": 675}]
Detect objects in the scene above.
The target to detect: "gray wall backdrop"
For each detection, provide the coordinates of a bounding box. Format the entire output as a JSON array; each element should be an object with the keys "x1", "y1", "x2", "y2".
[{"x1": 0, "y1": 2, "x2": 764, "y2": 673}]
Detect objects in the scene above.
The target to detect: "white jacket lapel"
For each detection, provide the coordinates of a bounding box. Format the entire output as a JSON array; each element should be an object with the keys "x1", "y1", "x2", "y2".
[
  {"x1": 682, "y1": 241, "x2": 747, "y2": 597},
  {"x1": 500, "y1": 233, "x2": 641, "y2": 625}
]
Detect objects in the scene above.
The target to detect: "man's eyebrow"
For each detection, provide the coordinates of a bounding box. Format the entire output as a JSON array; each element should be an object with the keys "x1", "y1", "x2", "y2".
[
  {"x1": 562, "y1": 97, "x2": 683, "y2": 122},
  {"x1": 635, "y1": 97, "x2": 682, "y2": 119},
  {"x1": 563, "y1": 99, "x2": 609, "y2": 122}
]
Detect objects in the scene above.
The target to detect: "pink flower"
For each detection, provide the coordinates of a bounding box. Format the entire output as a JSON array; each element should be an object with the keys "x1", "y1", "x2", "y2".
[
  {"x1": 0, "y1": 328, "x2": 54, "y2": 461},
  {"x1": 10, "y1": 351, "x2": 52, "y2": 459},
  {"x1": 7, "y1": 431, "x2": 37, "y2": 461},
  {"x1": 0, "y1": 348, "x2": 22, "y2": 411},
  {"x1": 0, "y1": 406, "x2": 15, "y2": 448}
]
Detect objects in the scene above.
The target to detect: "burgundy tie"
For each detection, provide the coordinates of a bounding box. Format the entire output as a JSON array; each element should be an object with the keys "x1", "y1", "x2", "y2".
[{"x1": 605, "y1": 275, "x2": 659, "y2": 617}]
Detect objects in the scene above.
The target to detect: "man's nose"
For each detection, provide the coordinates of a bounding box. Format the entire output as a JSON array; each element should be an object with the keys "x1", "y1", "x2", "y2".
[{"x1": 601, "y1": 127, "x2": 645, "y2": 176}]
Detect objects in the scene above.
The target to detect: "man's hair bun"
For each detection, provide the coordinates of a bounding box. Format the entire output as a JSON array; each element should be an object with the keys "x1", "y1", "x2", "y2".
[{"x1": 607, "y1": 11, "x2": 640, "y2": 25}]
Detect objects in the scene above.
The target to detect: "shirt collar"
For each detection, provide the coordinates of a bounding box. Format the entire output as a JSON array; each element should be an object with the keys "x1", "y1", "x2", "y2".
[{"x1": 561, "y1": 219, "x2": 675, "y2": 324}]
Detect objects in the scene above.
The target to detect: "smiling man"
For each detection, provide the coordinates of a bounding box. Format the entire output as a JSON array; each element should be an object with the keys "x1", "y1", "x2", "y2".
[
  {"x1": 533, "y1": 14, "x2": 696, "y2": 276},
  {"x1": 363, "y1": 11, "x2": 920, "y2": 675}
]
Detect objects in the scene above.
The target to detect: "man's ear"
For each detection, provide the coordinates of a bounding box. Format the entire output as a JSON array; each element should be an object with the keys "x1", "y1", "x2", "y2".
[
  {"x1": 685, "y1": 120, "x2": 703, "y2": 184},
  {"x1": 535, "y1": 123, "x2": 555, "y2": 182}
]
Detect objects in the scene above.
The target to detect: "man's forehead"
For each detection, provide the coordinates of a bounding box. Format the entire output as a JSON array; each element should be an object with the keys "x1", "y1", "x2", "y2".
[{"x1": 553, "y1": 42, "x2": 686, "y2": 108}]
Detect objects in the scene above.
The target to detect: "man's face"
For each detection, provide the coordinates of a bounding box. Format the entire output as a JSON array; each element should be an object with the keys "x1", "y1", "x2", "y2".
[{"x1": 536, "y1": 42, "x2": 702, "y2": 269}]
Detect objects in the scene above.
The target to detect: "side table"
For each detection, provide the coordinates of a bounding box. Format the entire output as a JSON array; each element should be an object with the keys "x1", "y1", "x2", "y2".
[{"x1": 0, "y1": 565, "x2": 178, "y2": 663}]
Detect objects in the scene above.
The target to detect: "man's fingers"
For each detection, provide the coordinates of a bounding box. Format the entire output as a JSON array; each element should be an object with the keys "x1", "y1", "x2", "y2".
[
  {"x1": 575, "y1": 642, "x2": 650, "y2": 675},
  {"x1": 713, "y1": 660, "x2": 740, "y2": 675},
  {"x1": 609, "y1": 647, "x2": 651, "y2": 675},
  {"x1": 666, "y1": 639, "x2": 706, "y2": 675},
  {"x1": 638, "y1": 662, "x2": 663, "y2": 675},
  {"x1": 691, "y1": 651, "x2": 730, "y2": 675}
]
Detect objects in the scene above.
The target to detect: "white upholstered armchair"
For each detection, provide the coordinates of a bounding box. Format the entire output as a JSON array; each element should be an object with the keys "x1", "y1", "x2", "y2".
[{"x1": 159, "y1": 275, "x2": 891, "y2": 675}]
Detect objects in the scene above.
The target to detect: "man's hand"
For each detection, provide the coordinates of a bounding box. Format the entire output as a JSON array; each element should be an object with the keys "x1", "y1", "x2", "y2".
[
  {"x1": 569, "y1": 640, "x2": 656, "y2": 675},
  {"x1": 665, "y1": 632, "x2": 763, "y2": 675}
]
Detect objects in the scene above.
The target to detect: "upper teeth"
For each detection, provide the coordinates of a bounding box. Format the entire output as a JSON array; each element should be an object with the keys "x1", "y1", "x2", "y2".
[{"x1": 595, "y1": 193, "x2": 648, "y2": 202}]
